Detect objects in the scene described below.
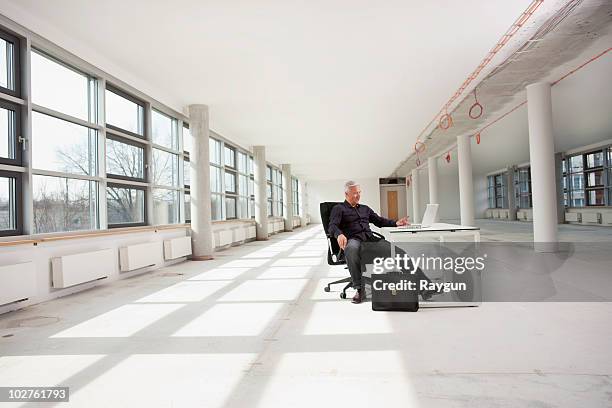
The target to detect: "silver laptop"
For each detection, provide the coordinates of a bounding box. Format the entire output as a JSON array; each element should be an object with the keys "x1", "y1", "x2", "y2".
[{"x1": 399, "y1": 203, "x2": 439, "y2": 230}]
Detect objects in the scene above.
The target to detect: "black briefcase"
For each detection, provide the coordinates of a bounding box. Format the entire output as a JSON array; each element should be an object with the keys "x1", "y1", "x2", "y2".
[{"x1": 371, "y1": 272, "x2": 419, "y2": 312}]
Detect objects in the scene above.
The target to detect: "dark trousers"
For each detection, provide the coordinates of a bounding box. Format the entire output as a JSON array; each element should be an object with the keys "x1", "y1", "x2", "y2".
[{"x1": 343, "y1": 236, "x2": 431, "y2": 290}]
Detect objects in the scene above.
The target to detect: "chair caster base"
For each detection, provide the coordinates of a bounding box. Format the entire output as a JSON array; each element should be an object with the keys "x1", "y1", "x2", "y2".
[{"x1": 340, "y1": 293, "x2": 347, "y2": 299}]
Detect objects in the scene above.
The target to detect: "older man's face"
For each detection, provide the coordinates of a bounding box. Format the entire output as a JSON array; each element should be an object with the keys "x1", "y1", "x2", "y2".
[{"x1": 345, "y1": 185, "x2": 361, "y2": 206}]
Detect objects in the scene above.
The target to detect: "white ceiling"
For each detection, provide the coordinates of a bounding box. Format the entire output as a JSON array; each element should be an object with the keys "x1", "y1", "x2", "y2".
[{"x1": 0, "y1": 0, "x2": 581, "y2": 181}]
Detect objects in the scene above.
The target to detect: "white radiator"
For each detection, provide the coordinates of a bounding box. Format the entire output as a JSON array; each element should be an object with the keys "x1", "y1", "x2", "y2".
[
  {"x1": 582, "y1": 213, "x2": 601, "y2": 224},
  {"x1": 234, "y1": 228, "x2": 246, "y2": 242},
  {"x1": 119, "y1": 242, "x2": 160, "y2": 272},
  {"x1": 602, "y1": 212, "x2": 612, "y2": 225},
  {"x1": 218, "y1": 230, "x2": 233, "y2": 246},
  {"x1": 164, "y1": 236, "x2": 192, "y2": 260},
  {"x1": 565, "y1": 212, "x2": 581, "y2": 222},
  {"x1": 51, "y1": 249, "x2": 113, "y2": 288},
  {"x1": 0, "y1": 262, "x2": 36, "y2": 306},
  {"x1": 248, "y1": 226, "x2": 256, "y2": 238}
]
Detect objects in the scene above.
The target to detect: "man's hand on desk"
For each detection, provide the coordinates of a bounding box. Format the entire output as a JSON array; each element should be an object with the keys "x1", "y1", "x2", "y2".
[
  {"x1": 337, "y1": 234, "x2": 347, "y2": 250},
  {"x1": 396, "y1": 217, "x2": 409, "y2": 226}
]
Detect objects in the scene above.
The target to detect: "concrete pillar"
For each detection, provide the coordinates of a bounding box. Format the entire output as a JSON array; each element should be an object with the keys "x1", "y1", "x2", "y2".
[
  {"x1": 253, "y1": 146, "x2": 269, "y2": 239},
  {"x1": 428, "y1": 157, "x2": 439, "y2": 222},
  {"x1": 411, "y1": 168, "x2": 421, "y2": 223},
  {"x1": 188, "y1": 104, "x2": 214, "y2": 260},
  {"x1": 526, "y1": 82, "x2": 558, "y2": 251},
  {"x1": 457, "y1": 134, "x2": 475, "y2": 226},
  {"x1": 303, "y1": 182, "x2": 309, "y2": 225},
  {"x1": 299, "y1": 179, "x2": 308, "y2": 226},
  {"x1": 507, "y1": 166, "x2": 517, "y2": 221},
  {"x1": 281, "y1": 164, "x2": 294, "y2": 231}
]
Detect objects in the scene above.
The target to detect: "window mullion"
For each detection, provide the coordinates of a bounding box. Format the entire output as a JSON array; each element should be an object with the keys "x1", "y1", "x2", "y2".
[
  {"x1": 97, "y1": 77, "x2": 108, "y2": 229},
  {"x1": 21, "y1": 36, "x2": 34, "y2": 235}
]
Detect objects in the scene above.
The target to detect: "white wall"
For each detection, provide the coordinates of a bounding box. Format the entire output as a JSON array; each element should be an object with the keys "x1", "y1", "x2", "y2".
[
  {"x1": 0, "y1": 228, "x2": 188, "y2": 315},
  {"x1": 307, "y1": 178, "x2": 380, "y2": 224}
]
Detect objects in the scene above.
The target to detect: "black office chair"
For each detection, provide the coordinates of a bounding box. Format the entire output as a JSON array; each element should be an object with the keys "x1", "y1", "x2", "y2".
[
  {"x1": 320, "y1": 202, "x2": 352, "y2": 298},
  {"x1": 320, "y1": 201, "x2": 384, "y2": 299}
]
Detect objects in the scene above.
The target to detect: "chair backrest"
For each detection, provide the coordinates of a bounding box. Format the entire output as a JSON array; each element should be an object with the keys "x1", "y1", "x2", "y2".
[{"x1": 320, "y1": 202, "x2": 344, "y2": 265}]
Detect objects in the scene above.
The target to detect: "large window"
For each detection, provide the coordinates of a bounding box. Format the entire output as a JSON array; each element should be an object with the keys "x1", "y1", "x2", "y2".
[
  {"x1": 152, "y1": 109, "x2": 177, "y2": 150},
  {"x1": 0, "y1": 31, "x2": 23, "y2": 196},
  {"x1": 153, "y1": 188, "x2": 179, "y2": 225},
  {"x1": 209, "y1": 137, "x2": 252, "y2": 221},
  {"x1": 514, "y1": 167, "x2": 532, "y2": 209},
  {"x1": 563, "y1": 147, "x2": 611, "y2": 208},
  {"x1": 105, "y1": 124, "x2": 147, "y2": 227},
  {"x1": 487, "y1": 173, "x2": 507, "y2": 209},
  {"x1": 152, "y1": 148, "x2": 179, "y2": 187},
  {"x1": 30, "y1": 51, "x2": 99, "y2": 234},
  {"x1": 292, "y1": 177, "x2": 300, "y2": 216},
  {"x1": 31, "y1": 111, "x2": 96, "y2": 175},
  {"x1": 267, "y1": 165, "x2": 273, "y2": 217},
  {"x1": 270, "y1": 167, "x2": 283, "y2": 217},
  {"x1": 32, "y1": 175, "x2": 97, "y2": 233},
  {"x1": 106, "y1": 135, "x2": 145, "y2": 182},
  {"x1": 0, "y1": 29, "x2": 20, "y2": 96},
  {"x1": 105, "y1": 86, "x2": 144, "y2": 137},
  {"x1": 107, "y1": 184, "x2": 145, "y2": 227},
  {"x1": 31, "y1": 50, "x2": 95, "y2": 122},
  {"x1": 210, "y1": 137, "x2": 223, "y2": 221}
]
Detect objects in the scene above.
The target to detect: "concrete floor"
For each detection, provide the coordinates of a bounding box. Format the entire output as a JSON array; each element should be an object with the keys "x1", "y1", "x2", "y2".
[{"x1": 0, "y1": 222, "x2": 611, "y2": 407}]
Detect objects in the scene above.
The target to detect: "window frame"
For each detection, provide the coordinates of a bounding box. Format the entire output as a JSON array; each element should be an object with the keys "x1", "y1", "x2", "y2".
[
  {"x1": 105, "y1": 84, "x2": 146, "y2": 139},
  {"x1": 0, "y1": 28, "x2": 21, "y2": 98},
  {"x1": 31, "y1": 48, "x2": 97, "y2": 123},
  {"x1": 0, "y1": 170, "x2": 23, "y2": 236},
  {"x1": 0, "y1": 98, "x2": 22, "y2": 166},
  {"x1": 106, "y1": 182, "x2": 147, "y2": 228},
  {"x1": 564, "y1": 147, "x2": 611, "y2": 208},
  {"x1": 514, "y1": 166, "x2": 532, "y2": 209},
  {"x1": 105, "y1": 132, "x2": 146, "y2": 183}
]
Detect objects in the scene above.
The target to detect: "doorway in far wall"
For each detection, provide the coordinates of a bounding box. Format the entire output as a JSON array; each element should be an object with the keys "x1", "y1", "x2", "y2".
[
  {"x1": 387, "y1": 190, "x2": 398, "y2": 220},
  {"x1": 379, "y1": 183, "x2": 407, "y2": 219}
]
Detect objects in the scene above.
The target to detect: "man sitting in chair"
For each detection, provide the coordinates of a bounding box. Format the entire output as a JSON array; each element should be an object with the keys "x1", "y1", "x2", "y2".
[{"x1": 328, "y1": 180, "x2": 433, "y2": 304}]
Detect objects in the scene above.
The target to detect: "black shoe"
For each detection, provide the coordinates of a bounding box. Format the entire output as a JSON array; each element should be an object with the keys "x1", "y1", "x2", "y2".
[{"x1": 352, "y1": 289, "x2": 364, "y2": 304}]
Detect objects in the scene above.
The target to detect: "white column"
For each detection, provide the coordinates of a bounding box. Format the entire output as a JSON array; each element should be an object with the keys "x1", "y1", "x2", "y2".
[
  {"x1": 457, "y1": 134, "x2": 475, "y2": 226},
  {"x1": 428, "y1": 157, "x2": 439, "y2": 222},
  {"x1": 527, "y1": 82, "x2": 558, "y2": 251},
  {"x1": 253, "y1": 146, "x2": 269, "y2": 239},
  {"x1": 281, "y1": 164, "x2": 294, "y2": 231},
  {"x1": 299, "y1": 179, "x2": 308, "y2": 226},
  {"x1": 189, "y1": 104, "x2": 214, "y2": 260},
  {"x1": 411, "y1": 168, "x2": 421, "y2": 223}
]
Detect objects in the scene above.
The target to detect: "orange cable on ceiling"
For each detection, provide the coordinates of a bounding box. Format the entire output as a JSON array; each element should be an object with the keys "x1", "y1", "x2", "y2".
[
  {"x1": 474, "y1": 48, "x2": 612, "y2": 143},
  {"x1": 412, "y1": 0, "x2": 544, "y2": 150}
]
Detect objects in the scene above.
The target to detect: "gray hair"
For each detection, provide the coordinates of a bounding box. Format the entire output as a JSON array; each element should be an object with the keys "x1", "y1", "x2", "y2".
[{"x1": 344, "y1": 180, "x2": 359, "y2": 193}]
